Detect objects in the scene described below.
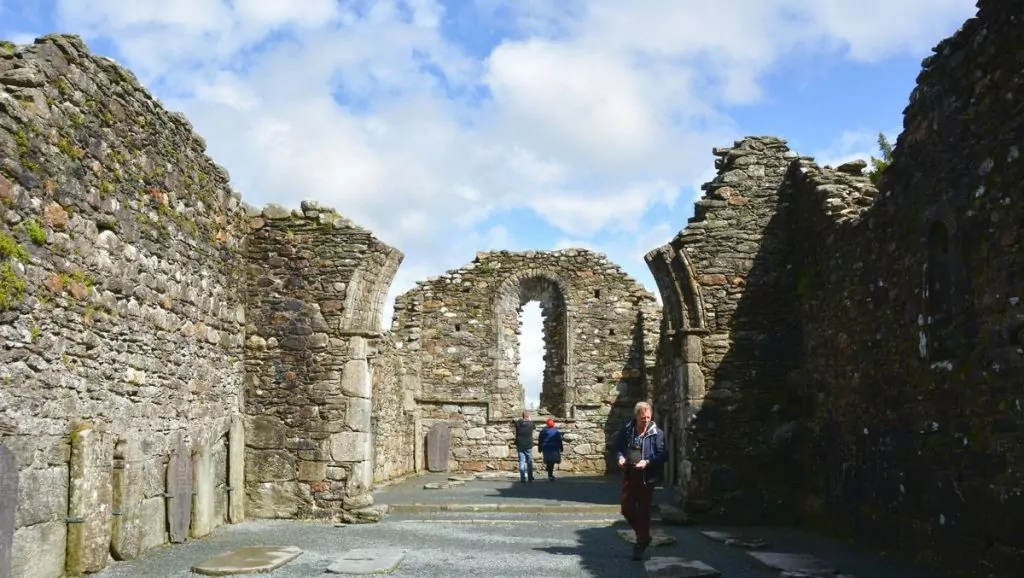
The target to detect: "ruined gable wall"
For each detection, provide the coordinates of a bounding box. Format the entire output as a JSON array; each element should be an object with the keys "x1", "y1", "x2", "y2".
[
  {"x1": 0, "y1": 35, "x2": 247, "y2": 577},
  {"x1": 792, "y1": 0, "x2": 1024, "y2": 574},
  {"x1": 645, "y1": 136, "x2": 806, "y2": 522},
  {"x1": 390, "y1": 249, "x2": 659, "y2": 474},
  {"x1": 244, "y1": 202, "x2": 401, "y2": 521}
]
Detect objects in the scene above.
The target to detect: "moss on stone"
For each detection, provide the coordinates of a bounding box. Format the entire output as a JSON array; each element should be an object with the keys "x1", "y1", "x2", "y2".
[
  {"x1": 22, "y1": 219, "x2": 46, "y2": 245},
  {"x1": 0, "y1": 262, "x2": 25, "y2": 310}
]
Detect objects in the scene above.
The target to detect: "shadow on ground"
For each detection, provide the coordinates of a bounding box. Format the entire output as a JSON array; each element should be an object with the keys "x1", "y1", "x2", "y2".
[
  {"x1": 373, "y1": 472, "x2": 676, "y2": 509},
  {"x1": 488, "y1": 474, "x2": 672, "y2": 505}
]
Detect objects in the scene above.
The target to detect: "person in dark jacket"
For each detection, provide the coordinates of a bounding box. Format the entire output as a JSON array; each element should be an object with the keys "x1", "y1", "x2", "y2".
[
  {"x1": 513, "y1": 410, "x2": 536, "y2": 482},
  {"x1": 615, "y1": 401, "x2": 667, "y2": 561},
  {"x1": 537, "y1": 418, "x2": 564, "y2": 481}
]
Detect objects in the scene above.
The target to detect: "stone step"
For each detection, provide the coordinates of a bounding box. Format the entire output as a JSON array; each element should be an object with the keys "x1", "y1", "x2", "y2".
[{"x1": 645, "y1": 556, "x2": 721, "y2": 577}]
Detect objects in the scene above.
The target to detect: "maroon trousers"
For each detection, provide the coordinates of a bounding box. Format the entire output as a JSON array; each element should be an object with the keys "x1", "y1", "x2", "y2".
[{"x1": 620, "y1": 468, "x2": 655, "y2": 541}]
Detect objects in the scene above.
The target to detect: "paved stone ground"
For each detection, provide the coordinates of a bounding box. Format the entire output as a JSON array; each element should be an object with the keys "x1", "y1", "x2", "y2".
[{"x1": 93, "y1": 474, "x2": 954, "y2": 578}]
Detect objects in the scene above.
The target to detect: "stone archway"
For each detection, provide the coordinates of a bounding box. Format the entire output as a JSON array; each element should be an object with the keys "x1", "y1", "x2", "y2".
[{"x1": 493, "y1": 270, "x2": 575, "y2": 419}]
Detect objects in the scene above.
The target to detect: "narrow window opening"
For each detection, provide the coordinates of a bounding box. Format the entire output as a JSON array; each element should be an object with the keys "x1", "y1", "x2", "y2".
[
  {"x1": 594, "y1": 289, "x2": 601, "y2": 298},
  {"x1": 608, "y1": 328, "x2": 616, "y2": 336},
  {"x1": 454, "y1": 323, "x2": 461, "y2": 332}
]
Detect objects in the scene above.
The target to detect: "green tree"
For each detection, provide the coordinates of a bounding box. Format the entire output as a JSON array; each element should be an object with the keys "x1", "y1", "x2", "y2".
[{"x1": 866, "y1": 132, "x2": 894, "y2": 185}]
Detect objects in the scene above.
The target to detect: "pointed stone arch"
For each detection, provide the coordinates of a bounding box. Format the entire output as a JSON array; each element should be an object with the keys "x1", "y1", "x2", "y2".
[{"x1": 493, "y1": 269, "x2": 576, "y2": 419}]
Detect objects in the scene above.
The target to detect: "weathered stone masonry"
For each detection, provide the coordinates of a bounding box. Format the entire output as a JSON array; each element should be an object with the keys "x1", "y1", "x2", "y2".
[
  {"x1": 0, "y1": 36, "x2": 248, "y2": 577},
  {"x1": 648, "y1": 1, "x2": 1023, "y2": 576},
  {"x1": 244, "y1": 202, "x2": 401, "y2": 522},
  {"x1": 389, "y1": 250, "x2": 660, "y2": 474},
  {"x1": 646, "y1": 136, "x2": 806, "y2": 521}
]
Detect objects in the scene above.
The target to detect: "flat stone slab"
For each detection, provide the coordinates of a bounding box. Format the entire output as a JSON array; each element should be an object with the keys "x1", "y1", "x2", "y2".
[
  {"x1": 645, "y1": 556, "x2": 721, "y2": 577},
  {"x1": 327, "y1": 548, "x2": 407, "y2": 574},
  {"x1": 191, "y1": 546, "x2": 302, "y2": 576},
  {"x1": 699, "y1": 530, "x2": 768, "y2": 549},
  {"x1": 747, "y1": 552, "x2": 837, "y2": 575},
  {"x1": 474, "y1": 471, "x2": 518, "y2": 480},
  {"x1": 448, "y1": 475, "x2": 475, "y2": 482},
  {"x1": 617, "y1": 529, "x2": 676, "y2": 547},
  {"x1": 423, "y1": 482, "x2": 464, "y2": 489}
]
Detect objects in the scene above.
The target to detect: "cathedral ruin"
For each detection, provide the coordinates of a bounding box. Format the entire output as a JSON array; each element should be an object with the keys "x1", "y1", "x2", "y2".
[{"x1": 0, "y1": 0, "x2": 1019, "y2": 576}]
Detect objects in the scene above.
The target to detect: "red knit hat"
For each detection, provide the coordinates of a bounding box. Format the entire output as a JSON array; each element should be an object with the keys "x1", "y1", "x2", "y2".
[{"x1": 546, "y1": 418, "x2": 555, "y2": 427}]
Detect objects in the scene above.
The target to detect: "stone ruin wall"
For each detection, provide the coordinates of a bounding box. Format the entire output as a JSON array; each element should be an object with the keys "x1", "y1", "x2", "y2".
[
  {"x1": 790, "y1": 0, "x2": 1023, "y2": 575},
  {"x1": 649, "y1": 1, "x2": 1023, "y2": 576},
  {"x1": 390, "y1": 249, "x2": 660, "y2": 474},
  {"x1": 243, "y1": 201, "x2": 402, "y2": 522},
  {"x1": 646, "y1": 136, "x2": 806, "y2": 524},
  {"x1": 370, "y1": 332, "x2": 417, "y2": 485},
  {"x1": 0, "y1": 36, "x2": 248, "y2": 577}
]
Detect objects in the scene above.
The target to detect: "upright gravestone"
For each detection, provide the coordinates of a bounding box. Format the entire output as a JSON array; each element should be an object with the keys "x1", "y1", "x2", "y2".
[
  {"x1": 166, "y1": 438, "x2": 193, "y2": 543},
  {"x1": 0, "y1": 443, "x2": 17, "y2": 578},
  {"x1": 426, "y1": 423, "x2": 450, "y2": 472}
]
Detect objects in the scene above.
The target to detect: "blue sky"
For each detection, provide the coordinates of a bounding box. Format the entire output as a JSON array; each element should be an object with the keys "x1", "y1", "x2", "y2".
[{"x1": 1, "y1": 0, "x2": 977, "y2": 407}]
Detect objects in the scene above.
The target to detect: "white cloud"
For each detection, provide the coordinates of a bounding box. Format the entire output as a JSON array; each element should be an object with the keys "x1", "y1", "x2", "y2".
[{"x1": 33, "y1": 0, "x2": 975, "y2": 334}]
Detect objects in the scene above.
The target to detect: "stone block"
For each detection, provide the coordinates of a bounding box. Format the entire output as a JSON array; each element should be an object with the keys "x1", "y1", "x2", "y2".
[
  {"x1": 487, "y1": 446, "x2": 510, "y2": 458},
  {"x1": 246, "y1": 415, "x2": 287, "y2": 449},
  {"x1": 66, "y1": 427, "x2": 114, "y2": 574},
  {"x1": 228, "y1": 416, "x2": 245, "y2": 523},
  {"x1": 166, "y1": 437, "x2": 194, "y2": 544},
  {"x1": 12, "y1": 520, "x2": 65, "y2": 578},
  {"x1": 245, "y1": 450, "x2": 296, "y2": 482},
  {"x1": 347, "y1": 461, "x2": 373, "y2": 496},
  {"x1": 345, "y1": 398, "x2": 372, "y2": 433},
  {"x1": 0, "y1": 443, "x2": 16, "y2": 578},
  {"x1": 340, "y1": 359, "x2": 371, "y2": 398},
  {"x1": 138, "y1": 497, "x2": 166, "y2": 552},
  {"x1": 684, "y1": 364, "x2": 706, "y2": 400},
  {"x1": 682, "y1": 335, "x2": 703, "y2": 362},
  {"x1": 14, "y1": 466, "x2": 67, "y2": 533},
  {"x1": 331, "y1": 432, "x2": 371, "y2": 462},
  {"x1": 246, "y1": 482, "x2": 304, "y2": 518},
  {"x1": 191, "y1": 447, "x2": 216, "y2": 538},
  {"x1": 297, "y1": 461, "x2": 327, "y2": 482},
  {"x1": 348, "y1": 336, "x2": 368, "y2": 359},
  {"x1": 110, "y1": 440, "x2": 144, "y2": 561}
]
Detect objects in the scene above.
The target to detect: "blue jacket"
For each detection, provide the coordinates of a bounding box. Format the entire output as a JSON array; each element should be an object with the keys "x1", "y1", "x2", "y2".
[
  {"x1": 537, "y1": 426, "x2": 563, "y2": 463},
  {"x1": 615, "y1": 419, "x2": 667, "y2": 485}
]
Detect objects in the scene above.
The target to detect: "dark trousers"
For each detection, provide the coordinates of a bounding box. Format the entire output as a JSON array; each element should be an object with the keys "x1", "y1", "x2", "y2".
[
  {"x1": 620, "y1": 468, "x2": 655, "y2": 541},
  {"x1": 545, "y1": 461, "x2": 556, "y2": 478}
]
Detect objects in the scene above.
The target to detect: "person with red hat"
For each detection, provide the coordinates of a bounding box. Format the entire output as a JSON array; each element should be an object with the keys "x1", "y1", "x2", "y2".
[{"x1": 537, "y1": 417, "x2": 564, "y2": 481}]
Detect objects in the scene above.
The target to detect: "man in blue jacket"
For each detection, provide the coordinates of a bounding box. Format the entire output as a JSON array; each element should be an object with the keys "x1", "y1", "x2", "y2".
[{"x1": 615, "y1": 401, "x2": 667, "y2": 561}]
